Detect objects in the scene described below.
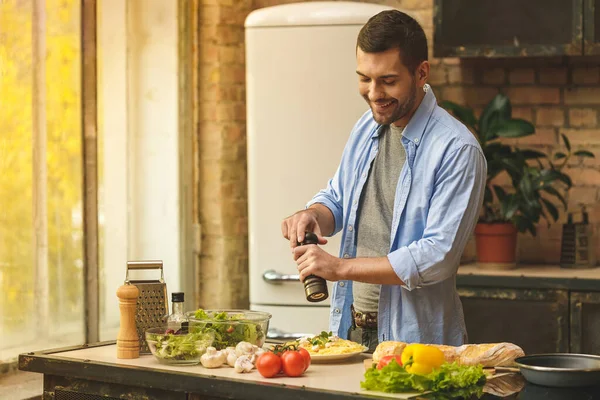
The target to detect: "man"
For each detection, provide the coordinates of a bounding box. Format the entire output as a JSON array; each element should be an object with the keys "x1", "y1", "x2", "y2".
[{"x1": 281, "y1": 10, "x2": 486, "y2": 352}]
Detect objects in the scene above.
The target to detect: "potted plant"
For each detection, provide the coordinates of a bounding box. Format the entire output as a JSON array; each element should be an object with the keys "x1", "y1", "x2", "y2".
[{"x1": 441, "y1": 94, "x2": 595, "y2": 268}]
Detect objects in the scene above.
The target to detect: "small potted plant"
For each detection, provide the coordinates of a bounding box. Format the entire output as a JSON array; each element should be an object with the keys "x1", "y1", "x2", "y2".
[{"x1": 441, "y1": 94, "x2": 594, "y2": 268}]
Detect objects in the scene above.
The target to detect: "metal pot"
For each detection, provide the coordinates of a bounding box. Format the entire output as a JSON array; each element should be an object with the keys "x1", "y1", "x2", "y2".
[{"x1": 515, "y1": 354, "x2": 600, "y2": 388}]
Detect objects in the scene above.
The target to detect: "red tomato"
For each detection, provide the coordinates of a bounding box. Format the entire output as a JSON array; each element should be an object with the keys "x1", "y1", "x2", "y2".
[
  {"x1": 377, "y1": 355, "x2": 403, "y2": 370},
  {"x1": 281, "y1": 350, "x2": 306, "y2": 377},
  {"x1": 298, "y1": 347, "x2": 311, "y2": 371},
  {"x1": 256, "y1": 352, "x2": 282, "y2": 378}
]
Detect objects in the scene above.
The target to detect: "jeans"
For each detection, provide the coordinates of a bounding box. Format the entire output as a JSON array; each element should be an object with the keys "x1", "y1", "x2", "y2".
[{"x1": 348, "y1": 324, "x2": 379, "y2": 354}]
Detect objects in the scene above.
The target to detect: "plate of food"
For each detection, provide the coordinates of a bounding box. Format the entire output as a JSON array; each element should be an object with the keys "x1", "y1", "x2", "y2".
[{"x1": 291, "y1": 331, "x2": 368, "y2": 363}]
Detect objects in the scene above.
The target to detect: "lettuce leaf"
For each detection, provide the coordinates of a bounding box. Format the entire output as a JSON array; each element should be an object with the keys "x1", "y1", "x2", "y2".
[{"x1": 361, "y1": 361, "x2": 486, "y2": 397}]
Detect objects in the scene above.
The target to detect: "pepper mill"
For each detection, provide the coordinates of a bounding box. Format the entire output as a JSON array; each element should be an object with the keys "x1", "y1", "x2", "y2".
[
  {"x1": 116, "y1": 283, "x2": 140, "y2": 359},
  {"x1": 299, "y1": 232, "x2": 329, "y2": 302}
]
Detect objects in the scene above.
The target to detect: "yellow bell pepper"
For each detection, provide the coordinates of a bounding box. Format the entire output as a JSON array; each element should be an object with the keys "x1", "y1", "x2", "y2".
[{"x1": 400, "y1": 344, "x2": 445, "y2": 375}]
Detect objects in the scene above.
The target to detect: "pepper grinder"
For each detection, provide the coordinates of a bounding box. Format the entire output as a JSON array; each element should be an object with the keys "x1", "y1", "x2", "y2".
[
  {"x1": 299, "y1": 232, "x2": 329, "y2": 302},
  {"x1": 116, "y1": 283, "x2": 140, "y2": 359}
]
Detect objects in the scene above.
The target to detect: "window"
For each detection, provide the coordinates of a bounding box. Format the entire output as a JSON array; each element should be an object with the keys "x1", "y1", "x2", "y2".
[{"x1": 0, "y1": 0, "x2": 189, "y2": 362}]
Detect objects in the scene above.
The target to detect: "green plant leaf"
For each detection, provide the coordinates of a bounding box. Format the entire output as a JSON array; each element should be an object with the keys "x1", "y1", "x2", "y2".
[
  {"x1": 541, "y1": 186, "x2": 568, "y2": 209},
  {"x1": 553, "y1": 152, "x2": 567, "y2": 160},
  {"x1": 501, "y1": 194, "x2": 519, "y2": 220},
  {"x1": 561, "y1": 134, "x2": 571, "y2": 152},
  {"x1": 484, "y1": 185, "x2": 493, "y2": 205},
  {"x1": 539, "y1": 169, "x2": 573, "y2": 188},
  {"x1": 493, "y1": 185, "x2": 507, "y2": 202},
  {"x1": 573, "y1": 150, "x2": 595, "y2": 158},
  {"x1": 520, "y1": 149, "x2": 547, "y2": 159},
  {"x1": 541, "y1": 198, "x2": 560, "y2": 222},
  {"x1": 479, "y1": 94, "x2": 511, "y2": 139},
  {"x1": 514, "y1": 215, "x2": 537, "y2": 236},
  {"x1": 439, "y1": 100, "x2": 478, "y2": 129},
  {"x1": 492, "y1": 119, "x2": 535, "y2": 138}
]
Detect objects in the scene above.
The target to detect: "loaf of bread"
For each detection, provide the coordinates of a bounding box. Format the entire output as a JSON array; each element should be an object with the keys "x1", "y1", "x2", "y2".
[{"x1": 372, "y1": 341, "x2": 524, "y2": 368}]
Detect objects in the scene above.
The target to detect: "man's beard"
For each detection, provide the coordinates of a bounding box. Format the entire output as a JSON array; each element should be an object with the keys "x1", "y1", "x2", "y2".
[{"x1": 367, "y1": 81, "x2": 417, "y2": 126}]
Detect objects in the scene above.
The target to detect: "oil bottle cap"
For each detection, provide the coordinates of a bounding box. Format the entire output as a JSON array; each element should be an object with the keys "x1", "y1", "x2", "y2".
[{"x1": 171, "y1": 292, "x2": 185, "y2": 303}]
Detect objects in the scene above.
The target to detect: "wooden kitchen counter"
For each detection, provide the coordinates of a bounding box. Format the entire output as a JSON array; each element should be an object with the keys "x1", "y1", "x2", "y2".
[
  {"x1": 18, "y1": 342, "x2": 426, "y2": 400},
  {"x1": 457, "y1": 263, "x2": 600, "y2": 291},
  {"x1": 17, "y1": 341, "x2": 532, "y2": 400},
  {"x1": 18, "y1": 341, "x2": 600, "y2": 400}
]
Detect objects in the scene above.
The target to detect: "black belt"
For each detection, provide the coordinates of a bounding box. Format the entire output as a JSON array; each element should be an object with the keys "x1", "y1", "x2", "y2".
[{"x1": 351, "y1": 304, "x2": 378, "y2": 328}]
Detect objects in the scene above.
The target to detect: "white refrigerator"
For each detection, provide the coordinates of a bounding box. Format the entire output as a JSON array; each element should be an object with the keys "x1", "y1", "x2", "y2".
[{"x1": 245, "y1": 2, "x2": 392, "y2": 341}]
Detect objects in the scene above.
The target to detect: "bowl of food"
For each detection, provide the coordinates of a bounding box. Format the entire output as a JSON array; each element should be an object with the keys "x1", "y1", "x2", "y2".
[
  {"x1": 145, "y1": 326, "x2": 215, "y2": 365},
  {"x1": 186, "y1": 309, "x2": 271, "y2": 350}
]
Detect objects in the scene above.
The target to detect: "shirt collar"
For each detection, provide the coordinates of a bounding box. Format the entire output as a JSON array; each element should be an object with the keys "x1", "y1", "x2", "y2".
[{"x1": 371, "y1": 84, "x2": 436, "y2": 146}]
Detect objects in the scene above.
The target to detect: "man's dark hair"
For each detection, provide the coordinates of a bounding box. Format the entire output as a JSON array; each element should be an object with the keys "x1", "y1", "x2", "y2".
[{"x1": 357, "y1": 10, "x2": 428, "y2": 73}]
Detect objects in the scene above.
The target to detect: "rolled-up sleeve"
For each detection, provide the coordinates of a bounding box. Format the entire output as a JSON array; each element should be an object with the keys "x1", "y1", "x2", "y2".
[
  {"x1": 388, "y1": 144, "x2": 486, "y2": 290},
  {"x1": 306, "y1": 163, "x2": 344, "y2": 236}
]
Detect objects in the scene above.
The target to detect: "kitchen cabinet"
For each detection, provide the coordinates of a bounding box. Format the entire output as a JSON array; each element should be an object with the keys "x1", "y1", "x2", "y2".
[
  {"x1": 457, "y1": 287, "x2": 569, "y2": 355},
  {"x1": 570, "y1": 291, "x2": 600, "y2": 354},
  {"x1": 433, "y1": 0, "x2": 589, "y2": 57},
  {"x1": 457, "y1": 264, "x2": 600, "y2": 355}
]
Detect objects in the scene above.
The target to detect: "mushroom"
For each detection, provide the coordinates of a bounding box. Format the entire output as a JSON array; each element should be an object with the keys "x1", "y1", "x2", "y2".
[
  {"x1": 234, "y1": 355, "x2": 255, "y2": 373},
  {"x1": 252, "y1": 346, "x2": 266, "y2": 362},
  {"x1": 235, "y1": 341, "x2": 256, "y2": 357},
  {"x1": 224, "y1": 346, "x2": 238, "y2": 367},
  {"x1": 200, "y1": 347, "x2": 226, "y2": 368}
]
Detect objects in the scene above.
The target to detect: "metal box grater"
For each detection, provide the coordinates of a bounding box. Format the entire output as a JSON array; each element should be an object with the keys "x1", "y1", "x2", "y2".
[
  {"x1": 125, "y1": 260, "x2": 169, "y2": 354},
  {"x1": 560, "y1": 208, "x2": 597, "y2": 269}
]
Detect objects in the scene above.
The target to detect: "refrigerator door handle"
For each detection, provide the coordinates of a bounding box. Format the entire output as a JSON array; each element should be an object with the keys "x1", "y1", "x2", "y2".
[
  {"x1": 262, "y1": 269, "x2": 300, "y2": 283},
  {"x1": 267, "y1": 328, "x2": 313, "y2": 342}
]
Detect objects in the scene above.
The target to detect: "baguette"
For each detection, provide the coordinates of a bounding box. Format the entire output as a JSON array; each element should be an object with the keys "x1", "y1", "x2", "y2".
[{"x1": 372, "y1": 341, "x2": 524, "y2": 368}]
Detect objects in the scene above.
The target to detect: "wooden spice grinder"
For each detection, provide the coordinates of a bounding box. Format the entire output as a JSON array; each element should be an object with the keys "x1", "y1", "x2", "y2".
[
  {"x1": 116, "y1": 283, "x2": 140, "y2": 359},
  {"x1": 299, "y1": 232, "x2": 329, "y2": 302}
]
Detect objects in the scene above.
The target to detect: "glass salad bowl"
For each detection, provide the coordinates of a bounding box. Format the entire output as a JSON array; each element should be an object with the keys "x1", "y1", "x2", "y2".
[
  {"x1": 185, "y1": 309, "x2": 271, "y2": 350},
  {"x1": 145, "y1": 326, "x2": 215, "y2": 365}
]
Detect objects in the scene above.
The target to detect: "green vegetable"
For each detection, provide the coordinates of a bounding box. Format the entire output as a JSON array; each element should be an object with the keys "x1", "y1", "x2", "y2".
[
  {"x1": 307, "y1": 331, "x2": 333, "y2": 348},
  {"x1": 361, "y1": 360, "x2": 486, "y2": 396},
  {"x1": 147, "y1": 330, "x2": 214, "y2": 361},
  {"x1": 190, "y1": 309, "x2": 265, "y2": 350}
]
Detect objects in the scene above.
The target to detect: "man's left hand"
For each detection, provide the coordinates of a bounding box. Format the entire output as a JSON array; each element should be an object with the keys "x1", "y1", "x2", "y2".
[{"x1": 292, "y1": 245, "x2": 345, "y2": 282}]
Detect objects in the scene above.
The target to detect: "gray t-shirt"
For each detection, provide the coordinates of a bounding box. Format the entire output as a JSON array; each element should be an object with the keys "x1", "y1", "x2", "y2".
[{"x1": 353, "y1": 123, "x2": 407, "y2": 313}]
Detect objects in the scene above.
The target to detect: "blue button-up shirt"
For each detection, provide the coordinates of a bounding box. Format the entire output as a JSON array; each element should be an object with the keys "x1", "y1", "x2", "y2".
[{"x1": 306, "y1": 86, "x2": 486, "y2": 346}]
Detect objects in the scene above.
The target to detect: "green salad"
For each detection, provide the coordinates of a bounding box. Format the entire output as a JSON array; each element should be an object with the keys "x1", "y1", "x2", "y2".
[
  {"x1": 362, "y1": 360, "x2": 486, "y2": 398},
  {"x1": 189, "y1": 309, "x2": 265, "y2": 350},
  {"x1": 146, "y1": 329, "x2": 215, "y2": 361}
]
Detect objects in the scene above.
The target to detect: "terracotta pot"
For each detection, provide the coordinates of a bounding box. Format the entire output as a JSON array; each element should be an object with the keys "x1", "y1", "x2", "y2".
[{"x1": 474, "y1": 222, "x2": 518, "y2": 269}]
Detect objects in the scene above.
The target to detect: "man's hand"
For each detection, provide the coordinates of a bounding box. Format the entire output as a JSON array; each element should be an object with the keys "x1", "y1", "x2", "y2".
[
  {"x1": 292, "y1": 244, "x2": 345, "y2": 282},
  {"x1": 281, "y1": 209, "x2": 328, "y2": 248}
]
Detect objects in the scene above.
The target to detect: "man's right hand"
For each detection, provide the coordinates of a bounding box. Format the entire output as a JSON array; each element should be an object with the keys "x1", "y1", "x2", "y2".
[{"x1": 281, "y1": 209, "x2": 329, "y2": 248}]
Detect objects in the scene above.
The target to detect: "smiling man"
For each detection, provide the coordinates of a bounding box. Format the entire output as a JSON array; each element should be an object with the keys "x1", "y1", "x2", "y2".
[{"x1": 281, "y1": 10, "x2": 487, "y2": 352}]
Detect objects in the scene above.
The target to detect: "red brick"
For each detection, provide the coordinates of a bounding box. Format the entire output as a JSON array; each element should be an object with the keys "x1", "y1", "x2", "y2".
[
  {"x1": 564, "y1": 88, "x2": 600, "y2": 105},
  {"x1": 441, "y1": 87, "x2": 499, "y2": 107},
  {"x1": 563, "y1": 166, "x2": 600, "y2": 186},
  {"x1": 505, "y1": 87, "x2": 561, "y2": 105},
  {"x1": 572, "y1": 67, "x2": 600, "y2": 85},
  {"x1": 515, "y1": 128, "x2": 557, "y2": 146},
  {"x1": 410, "y1": 9, "x2": 433, "y2": 31},
  {"x1": 482, "y1": 68, "x2": 506, "y2": 85},
  {"x1": 428, "y1": 67, "x2": 447, "y2": 86},
  {"x1": 447, "y1": 66, "x2": 475, "y2": 84},
  {"x1": 561, "y1": 129, "x2": 600, "y2": 145},
  {"x1": 539, "y1": 67, "x2": 568, "y2": 85},
  {"x1": 536, "y1": 107, "x2": 565, "y2": 127},
  {"x1": 512, "y1": 107, "x2": 533, "y2": 122},
  {"x1": 566, "y1": 187, "x2": 599, "y2": 209},
  {"x1": 569, "y1": 109, "x2": 597, "y2": 128},
  {"x1": 509, "y1": 68, "x2": 535, "y2": 84},
  {"x1": 489, "y1": 171, "x2": 512, "y2": 187}
]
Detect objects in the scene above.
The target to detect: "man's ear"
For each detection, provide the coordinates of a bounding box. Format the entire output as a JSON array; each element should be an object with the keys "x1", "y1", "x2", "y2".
[{"x1": 416, "y1": 61, "x2": 430, "y2": 87}]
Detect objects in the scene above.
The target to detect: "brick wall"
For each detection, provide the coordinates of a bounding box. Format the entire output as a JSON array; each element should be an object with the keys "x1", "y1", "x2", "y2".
[{"x1": 196, "y1": 0, "x2": 600, "y2": 307}]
